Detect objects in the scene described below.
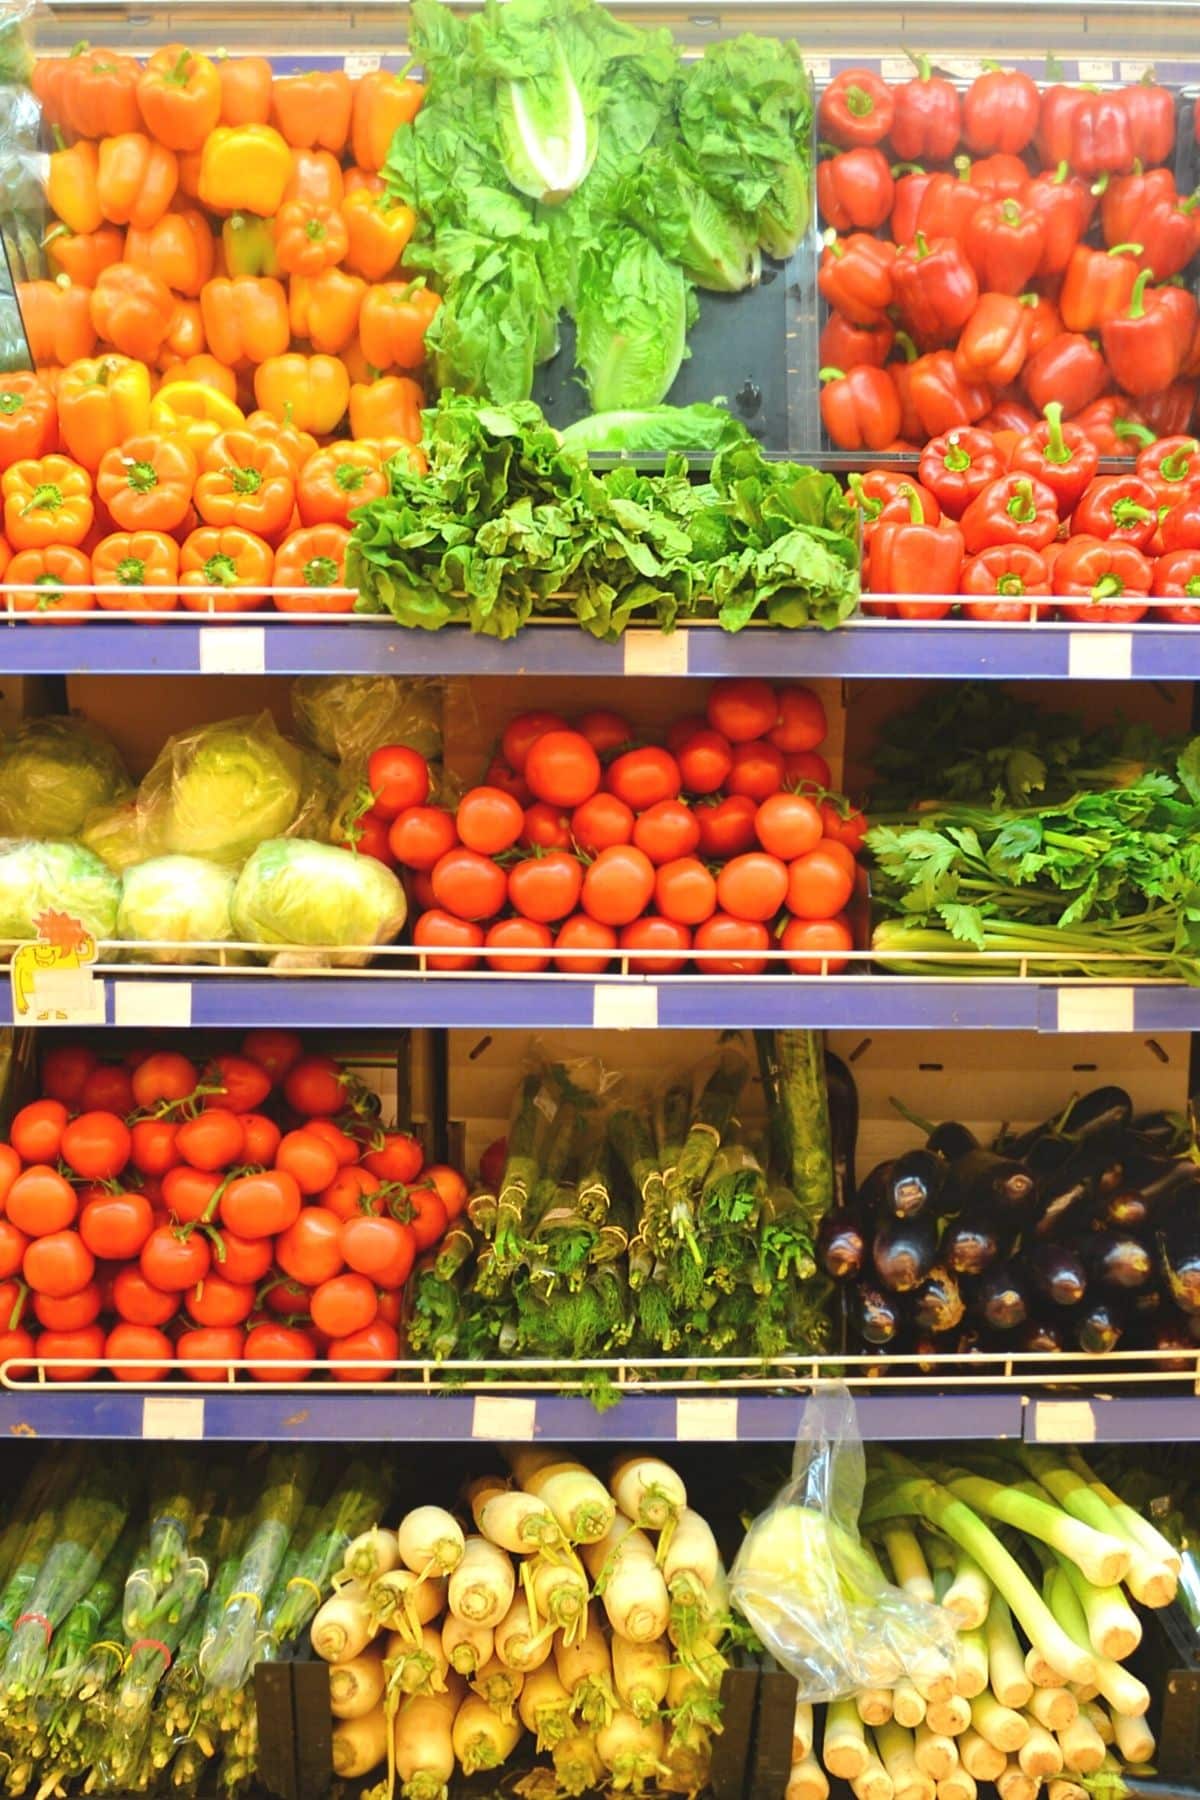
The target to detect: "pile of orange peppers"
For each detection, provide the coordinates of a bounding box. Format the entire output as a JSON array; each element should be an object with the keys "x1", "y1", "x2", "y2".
[{"x1": 4, "y1": 44, "x2": 439, "y2": 610}]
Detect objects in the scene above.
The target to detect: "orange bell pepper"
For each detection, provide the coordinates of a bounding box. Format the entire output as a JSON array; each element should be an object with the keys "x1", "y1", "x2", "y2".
[
  {"x1": 344, "y1": 166, "x2": 384, "y2": 197},
  {"x1": 243, "y1": 409, "x2": 318, "y2": 476},
  {"x1": 349, "y1": 374, "x2": 423, "y2": 444},
  {"x1": 342, "y1": 188, "x2": 416, "y2": 282},
  {"x1": 200, "y1": 276, "x2": 290, "y2": 366},
  {"x1": 218, "y1": 56, "x2": 273, "y2": 126},
  {"x1": 92, "y1": 529, "x2": 180, "y2": 609},
  {"x1": 253, "y1": 353, "x2": 350, "y2": 437},
  {"x1": 158, "y1": 357, "x2": 238, "y2": 403},
  {"x1": 195, "y1": 429, "x2": 296, "y2": 544},
  {"x1": 198, "y1": 125, "x2": 291, "y2": 217},
  {"x1": 137, "y1": 46, "x2": 222, "y2": 152},
  {"x1": 149, "y1": 381, "x2": 244, "y2": 463},
  {"x1": 0, "y1": 376, "x2": 56, "y2": 471},
  {"x1": 274, "y1": 523, "x2": 353, "y2": 609},
  {"x1": 159, "y1": 299, "x2": 205, "y2": 363},
  {"x1": 46, "y1": 224, "x2": 124, "y2": 288},
  {"x1": 48, "y1": 139, "x2": 103, "y2": 236},
  {"x1": 339, "y1": 339, "x2": 374, "y2": 386},
  {"x1": 289, "y1": 270, "x2": 365, "y2": 356},
  {"x1": 97, "y1": 134, "x2": 179, "y2": 230},
  {"x1": 18, "y1": 281, "x2": 97, "y2": 368},
  {"x1": 31, "y1": 59, "x2": 72, "y2": 132},
  {"x1": 57, "y1": 354, "x2": 152, "y2": 470},
  {"x1": 274, "y1": 200, "x2": 348, "y2": 278},
  {"x1": 3, "y1": 454, "x2": 94, "y2": 549},
  {"x1": 177, "y1": 150, "x2": 204, "y2": 202},
  {"x1": 180, "y1": 524, "x2": 273, "y2": 611},
  {"x1": 61, "y1": 47, "x2": 142, "y2": 139},
  {"x1": 271, "y1": 71, "x2": 353, "y2": 153},
  {"x1": 90, "y1": 265, "x2": 177, "y2": 362},
  {"x1": 285, "y1": 151, "x2": 345, "y2": 209},
  {"x1": 221, "y1": 214, "x2": 279, "y2": 279},
  {"x1": 296, "y1": 442, "x2": 386, "y2": 527},
  {"x1": 97, "y1": 435, "x2": 196, "y2": 532},
  {"x1": 125, "y1": 208, "x2": 215, "y2": 297},
  {"x1": 0, "y1": 534, "x2": 10, "y2": 582},
  {"x1": 359, "y1": 281, "x2": 440, "y2": 371},
  {"x1": 360, "y1": 438, "x2": 427, "y2": 476},
  {"x1": 351, "y1": 69, "x2": 425, "y2": 172},
  {"x1": 6, "y1": 544, "x2": 95, "y2": 615}
]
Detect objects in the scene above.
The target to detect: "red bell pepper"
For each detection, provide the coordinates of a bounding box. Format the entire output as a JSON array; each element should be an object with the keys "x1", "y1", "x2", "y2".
[
  {"x1": 1100, "y1": 270, "x2": 1188, "y2": 397},
  {"x1": 980, "y1": 397, "x2": 1038, "y2": 435},
  {"x1": 1140, "y1": 381, "x2": 1198, "y2": 439},
  {"x1": 918, "y1": 427, "x2": 1006, "y2": 518},
  {"x1": 1026, "y1": 163, "x2": 1094, "y2": 276},
  {"x1": 961, "y1": 473, "x2": 1060, "y2": 553},
  {"x1": 963, "y1": 198, "x2": 1046, "y2": 295},
  {"x1": 960, "y1": 544, "x2": 1052, "y2": 621},
  {"x1": 1136, "y1": 435, "x2": 1200, "y2": 505},
  {"x1": 817, "y1": 233, "x2": 895, "y2": 325},
  {"x1": 1120, "y1": 76, "x2": 1176, "y2": 168},
  {"x1": 906, "y1": 350, "x2": 991, "y2": 438},
  {"x1": 819, "y1": 366, "x2": 901, "y2": 450},
  {"x1": 1059, "y1": 243, "x2": 1144, "y2": 331},
  {"x1": 964, "y1": 154, "x2": 1030, "y2": 201},
  {"x1": 1037, "y1": 86, "x2": 1135, "y2": 177},
  {"x1": 916, "y1": 166, "x2": 984, "y2": 242},
  {"x1": 866, "y1": 488, "x2": 964, "y2": 619},
  {"x1": 889, "y1": 334, "x2": 923, "y2": 442},
  {"x1": 1010, "y1": 403, "x2": 1100, "y2": 515},
  {"x1": 1022, "y1": 295, "x2": 1064, "y2": 357},
  {"x1": 1158, "y1": 481, "x2": 1200, "y2": 552},
  {"x1": 1071, "y1": 474, "x2": 1159, "y2": 549},
  {"x1": 848, "y1": 472, "x2": 941, "y2": 535},
  {"x1": 954, "y1": 293, "x2": 1032, "y2": 388},
  {"x1": 891, "y1": 57, "x2": 962, "y2": 163},
  {"x1": 818, "y1": 69, "x2": 895, "y2": 148},
  {"x1": 962, "y1": 65, "x2": 1040, "y2": 155},
  {"x1": 1022, "y1": 333, "x2": 1109, "y2": 417},
  {"x1": 892, "y1": 233, "x2": 979, "y2": 348},
  {"x1": 891, "y1": 167, "x2": 936, "y2": 245},
  {"x1": 1069, "y1": 398, "x2": 1152, "y2": 456},
  {"x1": 818, "y1": 312, "x2": 895, "y2": 371},
  {"x1": 817, "y1": 147, "x2": 894, "y2": 232},
  {"x1": 1101, "y1": 169, "x2": 1200, "y2": 281},
  {"x1": 1054, "y1": 536, "x2": 1151, "y2": 623},
  {"x1": 1151, "y1": 548, "x2": 1200, "y2": 624}
]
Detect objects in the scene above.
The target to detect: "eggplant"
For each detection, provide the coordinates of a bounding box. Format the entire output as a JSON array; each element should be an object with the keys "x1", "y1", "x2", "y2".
[
  {"x1": 873, "y1": 1211, "x2": 938, "y2": 1293},
  {"x1": 911, "y1": 1265, "x2": 965, "y2": 1335},
  {"x1": 975, "y1": 1261, "x2": 1029, "y2": 1331},
  {"x1": 950, "y1": 1149, "x2": 1037, "y2": 1217},
  {"x1": 1017, "y1": 1317, "x2": 1068, "y2": 1354},
  {"x1": 927, "y1": 1120, "x2": 978, "y2": 1163},
  {"x1": 1132, "y1": 1109, "x2": 1186, "y2": 1154},
  {"x1": 1023, "y1": 1133, "x2": 1077, "y2": 1182},
  {"x1": 1158, "y1": 1211, "x2": 1200, "y2": 1316},
  {"x1": 850, "y1": 1282, "x2": 904, "y2": 1346},
  {"x1": 884, "y1": 1148, "x2": 947, "y2": 1221},
  {"x1": 825, "y1": 1051, "x2": 859, "y2": 1211},
  {"x1": 1074, "y1": 1294, "x2": 1126, "y2": 1355},
  {"x1": 1060, "y1": 1085, "x2": 1133, "y2": 1143},
  {"x1": 953, "y1": 1324, "x2": 985, "y2": 1355},
  {"x1": 857, "y1": 1160, "x2": 895, "y2": 1214},
  {"x1": 1096, "y1": 1184, "x2": 1152, "y2": 1233},
  {"x1": 941, "y1": 1209, "x2": 1006, "y2": 1276},
  {"x1": 817, "y1": 1207, "x2": 868, "y2": 1282},
  {"x1": 1085, "y1": 1231, "x2": 1154, "y2": 1292},
  {"x1": 1032, "y1": 1161, "x2": 1096, "y2": 1241},
  {"x1": 1029, "y1": 1242, "x2": 1087, "y2": 1308}
]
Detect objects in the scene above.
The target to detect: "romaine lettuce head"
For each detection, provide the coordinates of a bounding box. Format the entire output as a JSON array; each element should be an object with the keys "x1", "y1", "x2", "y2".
[
  {"x1": 117, "y1": 856, "x2": 238, "y2": 965},
  {"x1": 232, "y1": 839, "x2": 407, "y2": 968},
  {"x1": 0, "y1": 716, "x2": 131, "y2": 840},
  {"x1": 142, "y1": 714, "x2": 303, "y2": 866},
  {"x1": 559, "y1": 403, "x2": 750, "y2": 456},
  {"x1": 575, "y1": 227, "x2": 693, "y2": 412},
  {"x1": 0, "y1": 840, "x2": 120, "y2": 945},
  {"x1": 291, "y1": 677, "x2": 443, "y2": 765},
  {"x1": 618, "y1": 148, "x2": 762, "y2": 293}
]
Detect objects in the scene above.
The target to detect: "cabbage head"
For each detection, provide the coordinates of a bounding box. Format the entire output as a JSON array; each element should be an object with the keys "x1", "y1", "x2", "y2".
[
  {"x1": 142, "y1": 714, "x2": 303, "y2": 866},
  {"x1": 0, "y1": 840, "x2": 120, "y2": 945},
  {"x1": 117, "y1": 856, "x2": 238, "y2": 965},
  {"x1": 291, "y1": 677, "x2": 444, "y2": 766},
  {"x1": 232, "y1": 839, "x2": 407, "y2": 968},
  {"x1": 0, "y1": 716, "x2": 130, "y2": 840}
]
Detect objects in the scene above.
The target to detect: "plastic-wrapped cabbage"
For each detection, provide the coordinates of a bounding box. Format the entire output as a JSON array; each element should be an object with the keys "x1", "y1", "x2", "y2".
[
  {"x1": 0, "y1": 717, "x2": 131, "y2": 840},
  {"x1": 117, "y1": 856, "x2": 239, "y2": 965},
  {"x1": 0, "y1": 840, "x2": 120, "y2": 946},
  {"x1": 291, "y1": 676, "x2": 444, "y2": 765},
  {"x1": 232, "y1": 839, "x2": 407, "y2": 968},
  {"x1": 79, "y1": 800, "x2": 155, "y2": 874},
  {"x1": 138, "y1": 713, "x2": 304, "y2": 867}
]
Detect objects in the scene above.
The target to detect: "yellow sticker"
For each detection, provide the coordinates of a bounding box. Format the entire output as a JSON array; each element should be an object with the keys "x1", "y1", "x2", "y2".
[
  {"x1": 471, "y1": 1395, "x2": 537, "y2": 1440},
  {"x1": 10, "y1": 912, "x2": 103, "y2": 1024}
]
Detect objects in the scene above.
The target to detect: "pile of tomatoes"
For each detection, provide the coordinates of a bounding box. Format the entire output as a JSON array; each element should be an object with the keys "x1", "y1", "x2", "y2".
[
  {"x1": 357, "y1": 679, "x2": 867, "y2": 977},
  {"x1": 0, "y1": 1032, "x2": 465, "y2": 1383}
]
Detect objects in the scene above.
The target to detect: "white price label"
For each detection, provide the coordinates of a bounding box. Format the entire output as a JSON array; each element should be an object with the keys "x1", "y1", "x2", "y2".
[
  {"x1": 939, "y1": 57, "x2": 985, "y2": 80},
  {"x1": 344, "y1": 52, "x2": 382, "y2": 76},
  {"x1": 806, "y1": 56, "x2": 831, "y2": 80},
  {"x1": 471, "y1": 1395, "x2": 537, "y2": 1440},
  {"x1": 1055, "y1": 987, "x2": 1135, "y2": 1035},
  {"x1": 880, "y1": 57, "x2": 912, "y2": 81},
  {"x1": 26, "y1": 966, "x2": 104, "y2": 1025},
  {"x1": 1120, "y1": 60, "x2": 1154, "y2": 81},
  {"x1": 623, "y1": 631, "x2": 689, "y2": 676},
  {"x1": 199, "y1": 626, "x2": 266, "y2": 675},
  {"x1": 1031, "y1": 1400, "x2": 1096, "y2": 1445},
  {"x1": 143, "y1": 1396, "x2": 206, "y2": 1439},
  {"x1": 592, "y1": 984, "x2": 659, "y2": 1029},
  {"x1": 675, "y1": 1396, "x2": 739, "y2": 1441},
  {"x1": 1067, "y1": 631, "x2": 1133, "y2": 681},
  {"x1": 1078, "y1": 59, "x2": 1114, "y2": 83},
  {"x1": 114, "y1": 982, "x2": 193, "y2": 1028}
]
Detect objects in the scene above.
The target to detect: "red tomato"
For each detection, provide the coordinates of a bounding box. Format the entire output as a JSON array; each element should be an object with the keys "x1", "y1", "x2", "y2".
[
  {"x1": 820, "y1": 801, "x2": 868, "y2": 852},
  {"x1": 80, "y1": 1190, "x2": 153, "y2": 1260},
  {"x1": 23, "y1": 1229, "x2": 93, "y2": 1297},
  {"x1": 707, "y1": 679, "x2": 778, "y2": 743},
  {"x1": 553, "y1": 914, "x2": 617, "y2": 973},
  {"x1": 34, "y1": 1283, "x2": 101, "y2": 1330},
  {"x1": 241, "y1": 1028, "x2": 303, "y2": 1083},
  {"x1": 368, "y1": 744, "x2": 429, "y2": 818},
  {"x1": 606, "y1": 746, "x2": 681, "y2": 811},
  {"x1": 320, "y1": 1166, "x2": 382, "y2": 1223},
  {"x1": 784, "y1": 749, "x2": 833, "y2": 790},
  {"x1": 755, "y1": 792, "x2": 824, "y2": 861},
  {"x1": 525, "y1": 730, "x2": 602, "y2": 808},
  {"x1": 581, "y1": 844, "x2": 656, "y2": 927},
  {"x1": 244, "y1": 1322, "x2": 316, "y2": 1381},
  {"x1": 715, "y1": 853, "x2": 789, "y2": 923},
  {"x1": 423, "y1": 1164, "x2": 468, "y2": 1222},
  {"x1": 404, "y1": 1186, "x2": 448, "y2": 1251},
  {"x1": 162, "y1": 1165, "x2": 222, "y2": 1225},
  {"x1": 485, "y1": 917, "x2": 553, "y2": 972},
  {"x1": 0, "y1": 1219, "x2": 28, "y2": 1279},
  {"x1": 508, "y1": 852, "x2": 584, "y2": 924},
  {"x1": 695, "y1": 794, "x2": 758, "y2": 859},
  {"x1": 376, "y1": 1288, "x2": 404, "y2": 1328},
  {"x1": 175, "y1": 1108, "x2": 244, "y2": 1172},
  {"x1": 362, "y1": 1131, "x2": 423, "y2": 1185},
  {"x1": 632, "y1": 800, "x2": 700, "y2": 865},
  {"x1": 781, "y1": 914, "x2": 854, "y2": 973},
  {"x1": 0, "y1": 1326, "x2": 33, "y2": 1376},
  {"x1": 576, "y1": 709, "x2": 633, "y2": 756},
  {"x1": 693, "y1": 914, "x2": 771, "y2": 975},
  {"x1": 79, "y1": 1062, "x2": 135, "y2": 1114},
  {"x1": 340, "y1": 1213, "x2": 412, "y2": 1279},
  {"x1": 457, "y1": 785, "x2": 525, "y2": 856},
  {"x1": 655, "y1": 857, "x2": 717, "y2": 926},
  {"x1": 185, "y1": 1271, "x2": 256, "y2": 1327},
  {"x1": 768, "y1": 684, "x2": 827, "y2": 752},
  {"x1": 0, "y1": 1145, "x2": 19, "y2": 1215},
  {"x1": 521, "y1": 802, "x2": 572, "y2": 851},
  {"x1": 619, "y1": 916, "x2": 692, "y2": 974},
  {"x1": 262, "y1": 1275, "x2": 312, "y2": 1317},
  {"x1": 344, "y1": 810, "x2": 395, "y2": 865},
  {"x1": 59, "y1": 1110, "x2": 131, "y2": 1181},
  {"x1": 130, "y1": 1118, "x2": 181, "y2": 1178},
  {"x1": 502, "y1": 710, "x2": 569, "y2": 772},
  {"x1": 7, "y1": 1166, "x2": 77, "y2": 1238},
  {"x1": 105, "y1": 1322, "x2": 172, "y2": 1381},
  {"x1": 675, "y1": 727, "x2": 734, "y2": 796},
  {"x1": 141, "y1": 1225, "x2": 210, "y2": 1292},
  {"x1": 39, "y1": 1323, "x2": 105, "y2": 1381},
  {"x1": 484, "y1": 758, "x2": 532, "y2": 806},
  {"x1": 177, "y1": 1324, "x2": 245, "y2": 1381},
  {"x1": 241, "y1": 1112, "x2": 283, "y2": 1165},
  {"x1": 11, "y1": 1099, "x2": 68, "y2": 1164},
  {"x1": 305, "y1": 1118, "x2": 359, "y2": 1166},
  {"x1": 786, "y1": 847, "x2": 856, "y2": 920},
  {"x1": 283, "y1": 1055, "x2": 346, "y2": 1117},
  {"x1": 212, "y1": 1228, "x2": 274, "y2": 1284},
  {"x1": 818, "y1": 837, "x2": 858, "y2": 880},
  {"x1": 112, "y1": 1265, "x2": 179, "y2": 1326},
  {"x1": 131, "y1": 1051, "x2": 198, "y2": 1110},
  {"x1": 431, "y1": 847, "x2": 507, "y2": 922},
  {"x1": 311, "y1": 1271, "x2": 377, "y2": 1337},
  {"x1": 389, "y1": 805, "x2": 458, "y2": 870},
  {"x1": 40, "y1": 1044, "x2": 97, "y2": 1107},
  {"x1": 727, "y1": 740, "x2": 786, "y2": 802},
  {"x1": 328, "y1": 1318, "x2": 400, "y2": 1381},
  {"x1": 275, "y1": 1129, "x2": 340, "y2": 1196},
  {"x1": 571, "y1": 792, "x2": 634, "y2": 853},
  {"x1": 413, "y1": 909, "x2": 484, "y2": 971},
  {"x1": 206, "y1": 1053, "x2": 271, "y2": 1114},
  {"x1": 220, "y1": 1170, "x2": 302, "y2": 1239},
  {"x1": 276, "y1": 1205, "x2": 345, "y2": 1286}
]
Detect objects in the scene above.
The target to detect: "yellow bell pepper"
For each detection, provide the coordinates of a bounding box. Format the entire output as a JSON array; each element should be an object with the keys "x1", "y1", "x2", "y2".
[
  {"x1": 150, "y1": 380, "x2": 245, "y2": 461},
  {"x1": 253, "y1": 353, "x2": 349, "y2": 437},
  {"x1": 198, "y1": 124, "x2": 291, "y2": 217},
  {"x1": 57, "y1": 354, "x2": 152, "y2": 471}
]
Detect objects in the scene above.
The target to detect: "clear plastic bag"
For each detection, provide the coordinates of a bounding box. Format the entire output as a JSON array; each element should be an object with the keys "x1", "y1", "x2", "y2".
[
  {"x1": 291, "y1": 675, "x2": 444, "y2": 765},
  {"x1": 0, "y1": 714, "x2": 131, "y2": 841},
  {"x1": 730, "y1": 1385, "x2": 955, "y2": 1702}
]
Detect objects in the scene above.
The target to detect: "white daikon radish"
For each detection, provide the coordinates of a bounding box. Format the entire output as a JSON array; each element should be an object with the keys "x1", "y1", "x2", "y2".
[
  {"x1": 518, "y1": 1458, "x2": 615, "y2": 1545},
  {"x1": 892, "y1": 1681, "x2": 926, "y2": 1729},
  {"x1": 823, "y1": 1699, "x2": 870, "y2": 1780},
  {"x1": 969, "y1": 1692, "x2": 1029, "y2": 1754},
  {"x1": 554, "y1": 1604, "x2": 617, "y2": 1729},
  {"x1": 312, "y1": 1581, "x2": 374, "y2": 1664},
  {"x1": 397, "y1": 1506, "x2": 465, "y2": 1579},
  {"x1": 332, "y1": 1703, "x2": 388, "y2": 1778},
  {"x1": 1018, "y1": 1721, "x2": 1063, "y2": 1779},
  {"x1": 793, "y1": 1699, "x2": 814, "y2": 1763},
  {"x1": 787, "y1": 1752, "x2": 830, "y2": 1800},
  {"x1": 1026, "y1": 1687, "x2": 1078, "y2": 1734},
  {"x1": 468, "y1": 1654, "x2": 523, "y2": 1724},
  {"x1": 518, "y1": 1661, "x2": 574, "y2": 1752},
  {"x1": 958, "y1": 1729, "x2": 1005, "y2": 1783},
  {"x1": 479, "y1": 1487, "x2": 564, "y2": 1556},
  {"x1": 531, "y1": 1556, "x2": 589, "y2": 1642},
  {"x1": 387, "y1": 1623, "x2": 449, "y2": 1696},
  {"x1": 856, "y1": 1690, "x2": 893, "y2": 1727},
  {"x1": 553, "y1": 1729, "x2": 605, "y2": 1796},
  {"x1": 593, "y1": 1528, "x2": 670, "y2": 1644},
  {"x1": 666, "y1": 1661, "x2": 724, "y2": 1742},
  {"x1": 924, "y1": 1696, "x2": 970, "y2": 1738},
  {"x1": 452, "y1": 1690, "x2": 522, "y2": 1774},
  {"x1": 597, "y1": 1707, "x2": 665, "y2": 1789},
  {"x1": 661, "y1": 1508, "x2": 719, "y2": 1601},
  {"x1": 393, "y1": 1675, "x2": 464, "y2": 1800},
  {"x1": 343, "y1": 1526, "x2": 399, "y2": 1586},
  {"x1": 448, "y1": 1537, "x2": 515, "y2": 1628},
  {"x1": 329, "y1": 1650, "x2": 386, "y2": 1719},
  {"x1": 610, "y1": 1455, "x2": 687, "y2": 1535},
  {"x1": 936, "y1": 1769, "x2": 976, "y2": 1800},
  {"x1": 667, "y1": 1556, "x2": 727, "y2": 1655},
  {"x1": 985, "y1": 1596, "x2": 1033, "y2": 1710},
  {"x1": 1047, "y1": 1782, "x2": 1087, "y2": 1800},
  {"x1": 1110, "y1": 1707, "x2": 1154, "y2": 1767},
  {"x1": 465, "y1": 1473, "x2": 507, "y2": 1528},
  {"x1": 494, "y1": 1595, "x2": 552, "y2": 1673},
  {"x1": 441, "y1": 1614, "x2": 493, "y2": 1679},
  {"x1": 612, "y1": 1635, "x2": 670, "y2": 1724},
  {"x1": 370, "y1": 1570, "x2": 447, "y2": 1639},
  {"x1": 913, "y1": 1723, "x2": 957, "y2": 1781}
]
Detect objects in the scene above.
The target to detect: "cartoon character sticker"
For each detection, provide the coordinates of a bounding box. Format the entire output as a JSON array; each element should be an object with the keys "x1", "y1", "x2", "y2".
[{"x1": 11, "y1": 911, "x2": 101, "y2": 1022}]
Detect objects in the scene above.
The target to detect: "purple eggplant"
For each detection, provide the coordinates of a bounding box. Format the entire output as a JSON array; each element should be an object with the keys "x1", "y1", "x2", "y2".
[
  {"x1": 1017, "y1": 1317, "x2": 1068, "y2": 1353},
  {"x1": 884, "y1": 1148, "x2": 947, "y2": 1220},
  {"x1": 1029, "y1": 1242, "x2": 1087, "y2": 1308},
  {"x1": 912, "y1": 1265, "x2": 965, "y2": 1334},
  {"x1": 954, "y1": 1151, "x2": 1038, "y2": 1219},
  {"x1": 1032, "y1": 1161, "x2": 1096, "y2": 1241},
  {"x1": 975, "y1": 1261, "x2": 1029, "y2": 1331},
  {"x1": 873, "y1": 1211, "x2": 938, "y2": 1293},
  {"x1": 941, "y1": 1210, "x2": 1005, "y2": 1276},
  {"x1": 850, "y1": 1283, "x2": 904, "y2": 1346},
  {"x1": 817, "y1": 1207, "x2": 868, "y2": 1282},
  {"x1": 1073, "y1": 1294, "x2": 1127, "y2": 1355},
  {"x1": 1085, "y1": 1231, "x2": 1153, "y2": 1292},
  {"x1": 1157, "y1": 1211, "x2": 1200, "y2": 1315}
]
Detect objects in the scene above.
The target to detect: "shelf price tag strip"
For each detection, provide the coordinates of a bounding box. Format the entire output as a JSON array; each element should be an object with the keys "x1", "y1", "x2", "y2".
[
  {"x1": 471, "y1": 1395, "x2": 537, "y2": 1441},
  {"x1": 142, "y1": 1396, "x2": 206, "y2": 1440}
]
